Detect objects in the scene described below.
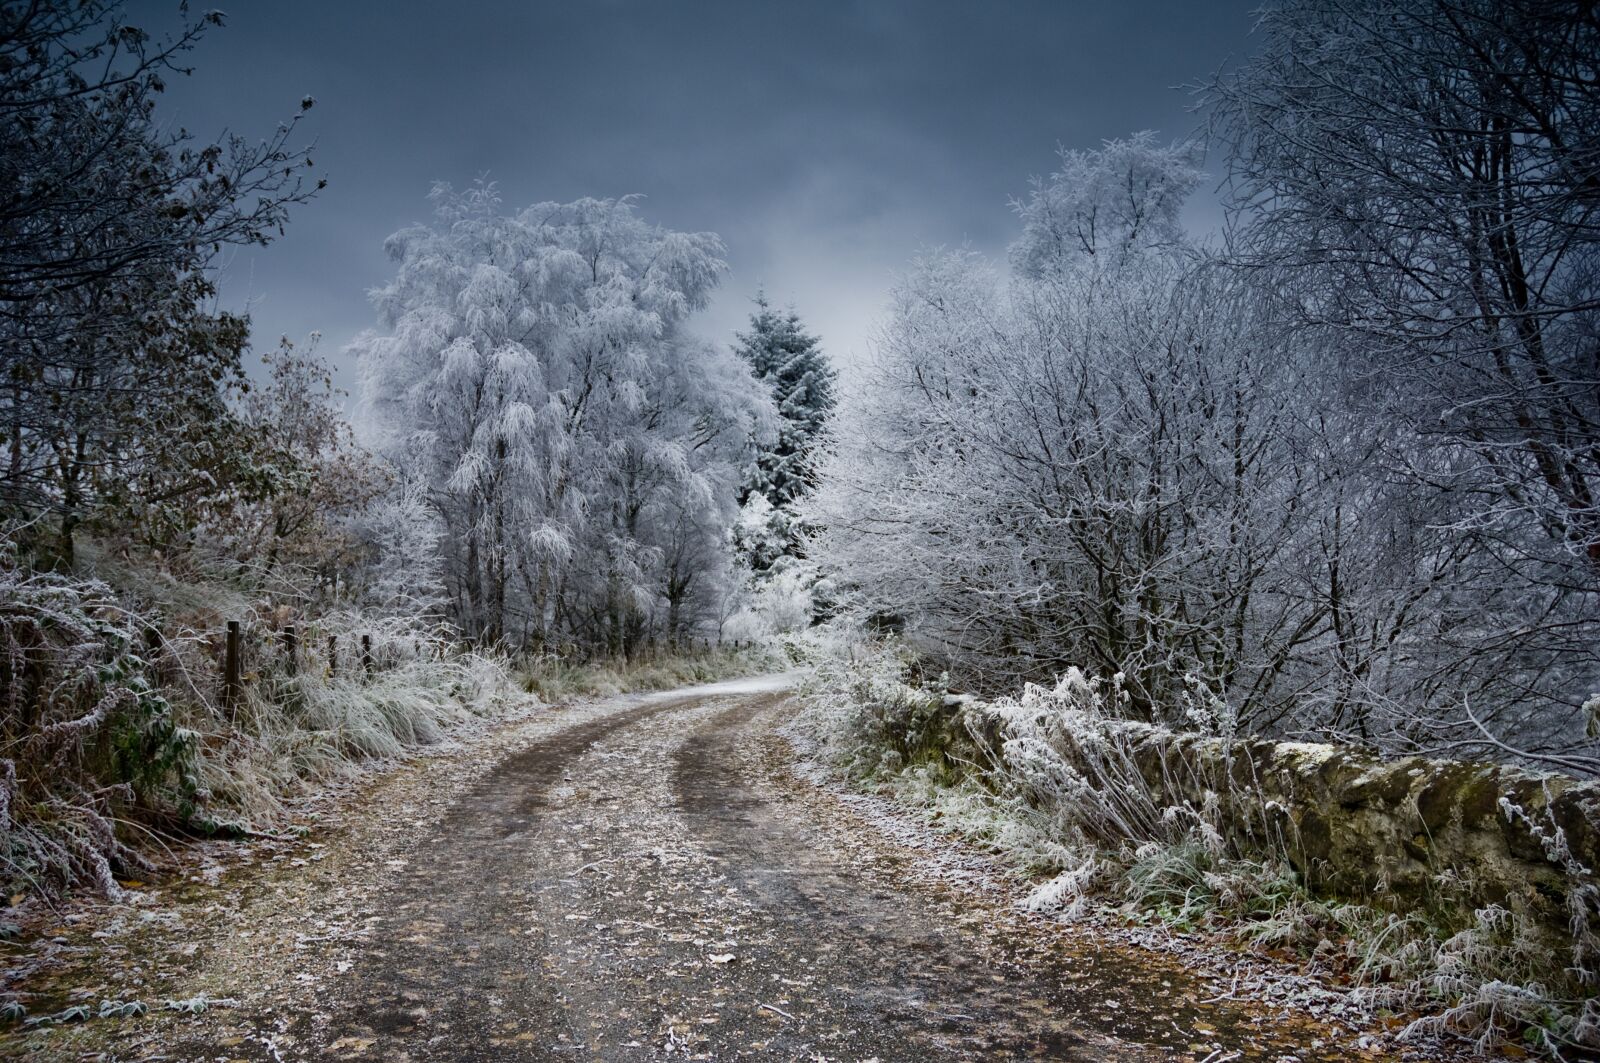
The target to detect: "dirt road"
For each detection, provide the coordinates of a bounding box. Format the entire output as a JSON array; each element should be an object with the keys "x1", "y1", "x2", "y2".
[{"x1": 7, "y1": 678, "x2": 1392, "y2": 1061}]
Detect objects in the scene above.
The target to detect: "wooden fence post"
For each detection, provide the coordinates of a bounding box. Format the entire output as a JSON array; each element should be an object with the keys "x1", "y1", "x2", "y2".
[
  {"x1": 144, "y1": 627, "x2": 163, "y2": 683},
  {"x1": 223, "y1": 620, "x2": 242, "y2": 709}
]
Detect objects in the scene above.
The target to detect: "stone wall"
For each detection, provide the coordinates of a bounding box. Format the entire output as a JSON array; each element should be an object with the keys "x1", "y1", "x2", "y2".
[{"x1": 932, "y1": 695, "x2": 1600, "y2": 942}]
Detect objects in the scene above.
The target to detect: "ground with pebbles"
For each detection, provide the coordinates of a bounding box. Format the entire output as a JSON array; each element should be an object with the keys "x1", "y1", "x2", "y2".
[{"x1": 0, "y1": 676, "x2": 1468, "y2": 1061}]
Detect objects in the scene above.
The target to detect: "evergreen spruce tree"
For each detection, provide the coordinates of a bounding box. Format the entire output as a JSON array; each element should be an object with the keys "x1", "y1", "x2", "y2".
[{"x1": 733, "y1": 292, "x2": 837, "y2": 573}]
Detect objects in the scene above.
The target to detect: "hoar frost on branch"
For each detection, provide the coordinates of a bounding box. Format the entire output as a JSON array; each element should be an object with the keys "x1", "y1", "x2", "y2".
[
  {"x1": 807, "y1": 120, "x2": 1600, "y2": 764},
  {"x1": 354, "y1": 183, "x2": 772, "y2": 653},
  {"x1": 724, "y1": 293, "x2": 837, "y2": 635}
]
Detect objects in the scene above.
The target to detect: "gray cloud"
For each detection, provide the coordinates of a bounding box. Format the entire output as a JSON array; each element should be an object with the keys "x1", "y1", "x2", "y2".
[{"x1": 125, "y1": 0, "x2": 1260, "y2": 390}]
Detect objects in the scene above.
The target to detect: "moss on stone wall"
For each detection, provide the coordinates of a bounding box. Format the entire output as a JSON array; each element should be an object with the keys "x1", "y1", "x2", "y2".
[{"x1": 899, "y1": 695, "x2": 1599, "y2": 945}]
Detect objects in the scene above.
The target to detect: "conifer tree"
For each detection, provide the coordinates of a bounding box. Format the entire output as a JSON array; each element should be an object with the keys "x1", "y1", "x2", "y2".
[{"x1": 732, "y1": 294, "x2": 836, "y2": 573}]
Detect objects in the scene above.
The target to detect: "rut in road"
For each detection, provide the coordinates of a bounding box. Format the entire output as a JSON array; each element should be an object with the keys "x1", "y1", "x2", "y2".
[{"x1": 165, "y1": 682, "x2": 1367, "y2": 1061}]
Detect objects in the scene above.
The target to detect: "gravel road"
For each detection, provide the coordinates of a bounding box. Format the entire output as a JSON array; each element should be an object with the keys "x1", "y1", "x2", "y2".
[{"x1": 7, "y1": 677, "x2": 1400, "y2": 1061}]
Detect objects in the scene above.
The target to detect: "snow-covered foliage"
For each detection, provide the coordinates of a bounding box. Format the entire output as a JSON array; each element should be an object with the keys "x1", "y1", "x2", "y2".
[
  {"x1": 721, "y1": 560, "x2": 817, "y2": 640},
  {"x1": 354, "y1": 477, "x2": 446, "y2": 618},
  {"x1": 0, "y1": 547, "x2": 185, "y2": 895},
  {"x1": 356, "y1": 184, "x2": 771, "y2": 652},
  {"x1": 731, "y1": 295, "x2": 836, "y2": 571},
  {"x1": 807, "y1": 130, "x2": 1600, "y2": 764},
  {"x1": 0, "y1": 531, "x2": 519, "y2": 897}
]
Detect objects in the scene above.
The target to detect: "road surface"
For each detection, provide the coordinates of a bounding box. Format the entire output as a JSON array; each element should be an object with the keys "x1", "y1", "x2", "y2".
[{"x1": 11, "y1": 677, "x2": 1381, "y2": 1061}]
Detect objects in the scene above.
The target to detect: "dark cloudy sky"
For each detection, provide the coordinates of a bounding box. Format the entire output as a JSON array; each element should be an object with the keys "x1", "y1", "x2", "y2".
[{"x1": 125, "y1": 0, "x2": 1260, "y2": 393}]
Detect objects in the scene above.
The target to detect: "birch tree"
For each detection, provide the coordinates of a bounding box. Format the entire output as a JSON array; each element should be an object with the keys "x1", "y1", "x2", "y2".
[{"x1": 356, "y1": 184, "x2": 768, "y2": 652}]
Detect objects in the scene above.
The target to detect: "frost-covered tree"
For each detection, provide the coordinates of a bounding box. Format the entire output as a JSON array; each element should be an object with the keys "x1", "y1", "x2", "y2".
[
  {"x1": 811, "y1": 138, "x2": 1316, "y2": 714},
  {"x1": 1208, "y1": 0, "x2": 1600, "y2": 576},
  {"x1": 1206, "y1": 0, "x2": 1600, "y2": 757},
  {"x1": 732, "y1": 295, "x2": 835, "y2": 575},
  {"x1": 355, "y1": 184, "x2": 769, "y2": 652},
  {"x1": 357, "y1": 476, "x2": 446, "y2": 619},
  {"x1": 1011, "y1": 130, "x2": 1201, "y2": 277},
  {"x1": 0, "y1": 0, "x2": 321, "y2": 563},
  {"x1": 223, "y1": 336, "x2": 385, "y2": 586},
  {"x1": 809, "y1": 130, "x2": 1600, "y2": 764},
  {"x1": 812, "y1": 247, "x2": 1325, "y2": 721},
  {"x1": 735, "y1": 295, "x2": 835, "y2": 508}
]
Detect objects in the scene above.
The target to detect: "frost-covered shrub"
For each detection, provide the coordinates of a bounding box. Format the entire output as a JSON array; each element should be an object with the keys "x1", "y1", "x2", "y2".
[
  {"x1": 0, "y1": 542, "x2": 521, "y2": 896},
  {"x1": 175, "y1": 610, "x2": 516, "y2": 829},
  {"x1": 987, "y1": 670, "x2": 1227, "y2": 851},
  {"x1": 800, "y1": 649, "x2": 1247, "y2": 903},
  {"x1": 798, "y1": 636, "x2": 949, "y2": 778},
  {"x1": 0, "y1": 557, "x2": 197, "y2": 895},
  {"x1": 723, "y1": 559, "x2": 817, "y2": 640}
]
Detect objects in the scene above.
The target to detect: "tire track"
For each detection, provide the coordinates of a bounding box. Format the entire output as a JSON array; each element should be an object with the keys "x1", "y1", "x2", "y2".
[{"x1": 142, "y1": 679, "x2": 1385, "y2": 1062}]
